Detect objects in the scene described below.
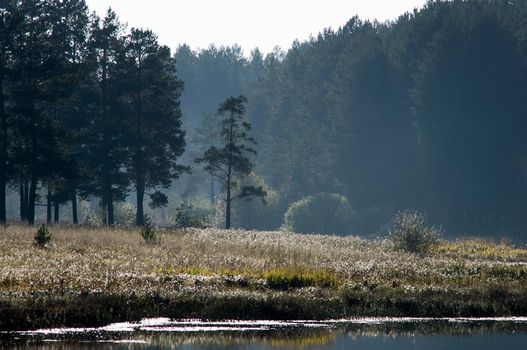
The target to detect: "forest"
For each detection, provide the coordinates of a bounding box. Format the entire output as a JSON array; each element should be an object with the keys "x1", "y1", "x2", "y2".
[{"x1": 1, "y1": 0, "x2": 527, "y2": 240}]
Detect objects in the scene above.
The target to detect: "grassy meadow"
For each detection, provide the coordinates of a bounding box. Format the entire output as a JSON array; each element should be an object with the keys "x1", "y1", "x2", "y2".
[{"x1": 1, "y1": 225, "x2": 527, "y2": 330}]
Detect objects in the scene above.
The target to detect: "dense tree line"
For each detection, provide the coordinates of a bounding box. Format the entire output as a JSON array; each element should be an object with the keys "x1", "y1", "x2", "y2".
[
  {"x1": 0, "y1": 0, "x2": 185, "y2": 226},
  {"x1": 2, "y1": 0, "x2": 526, "y2": 238},
  {"x1": 177, "y1": 0, "x2": 527, "y2": 238}
]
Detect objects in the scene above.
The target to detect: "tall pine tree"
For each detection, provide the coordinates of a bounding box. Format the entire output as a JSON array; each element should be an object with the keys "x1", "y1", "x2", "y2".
[
  {"x1": 120, "y1": 28, "x2": 186, "y2": 226},
  {"x1": 196, "y1": 96, "x2": 265, "y2": 229}
]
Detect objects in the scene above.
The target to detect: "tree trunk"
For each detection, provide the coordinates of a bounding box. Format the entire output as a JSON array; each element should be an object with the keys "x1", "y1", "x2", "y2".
[
  {"x1": 134, "y1": 70, "x2": 145, "y2": 227},
  {"x1": 20, "y1": 181, "x2": 26, "y2": 222},
  {"x1": 28, "y1": 176, "x2": 37, "y2": 225},
  {"x1": 102, "y1": 167, "x2": 114, "y2": 226},
  {"x1": 134, "y1": 156, "x2": 145, "y2": 226},
  {"x1": 226, "y1": 196, "x2": 231, "y2": 229},
  {"x1": 28, "y1": 92, "x2": 37, "y2": 225},
  {"x1": 0, "y1": 73, "x2": 7, "y2": 224},
  {"x1": 24, "y1": 178, "x2": 29, "y2": 219},
  {"x1": 101, "y1": 205, "x2": 107, "y2": 226},
  {"x1": 20, "y1": 178, "x2": 29, "y2": 222},
  {"x1": 136, "y1": 176, "x2": 145, "y2": 226},
  {"x1": 107, "y1": 193, "x2": 114, "y2": 226},
  {"x1": 71, "y1": 190, "x2": 78, "y2": 225},
  {"x1": 225, "y1": 111, "x2": 234, "y2": 229},
  {"x1": 46, "y1": 190, "x2": 52, "y2": 224},
  {"x1": 101, "y1": 48, "x2": 114, "y2": 226},
  {"x1": 101, "y1": 180, "x2": 111, "y2": 225},
  {"x1": 210, "y1": 176, "x2": 215, "y2": 206},
  {"x1": 0, "y1": 171, "x2": 5, "y2": 224},
  {"x1": 0, "y1": 93, "x2": 6, "y2": 224},
  {"x1": 54, "y1": 201, "x2": 59, "y2": 223}
]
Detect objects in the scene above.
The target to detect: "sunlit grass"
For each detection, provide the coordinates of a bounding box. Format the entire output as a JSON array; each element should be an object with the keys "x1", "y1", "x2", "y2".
[
  {"x1": 434, "y1": 239, "x2": 527, "y2": 262},
  {"x1": 0, "y1": 225, "x2": 526, "y2": 294},
  {"x1": 263, "y1": 266, "x2": 339, "y2": 290},
  {"x1": 0, "y1": 224, "x2": 526, "y2": 329}
]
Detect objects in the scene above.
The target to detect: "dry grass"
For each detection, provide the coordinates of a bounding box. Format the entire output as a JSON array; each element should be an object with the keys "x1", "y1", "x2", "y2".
[
  {"x1": 434, "y1": 239, "x2": 527, "y2": 262},
  {"x1": 0, "y1": 225, "x2": 526, "y2": 329},
  {"x1": 1, "y1": 224, "x2": 526, "y2": 294}
]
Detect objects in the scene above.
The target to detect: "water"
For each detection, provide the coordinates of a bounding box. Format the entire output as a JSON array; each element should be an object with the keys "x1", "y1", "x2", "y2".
[{"x1": 2, "y1": 317, "x2": 527, "y2": 349}]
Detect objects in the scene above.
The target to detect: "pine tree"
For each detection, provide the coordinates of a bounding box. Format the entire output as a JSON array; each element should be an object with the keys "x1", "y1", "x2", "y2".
[
  {"x1": 9, "y1": 0, "x2": 81, "y2": 224},
  {"x1": 82, "y1": 9, "x2": 129, "y2": 225},
  {"x1": 0, "y1": 1, "x2": 18, "y2": 224},
  {"x1": 119, "y1": 28, "x2": 186, "y2": 226},
  {"x1": 196, "y1": 95, "x2": 266, "y2": 229}
]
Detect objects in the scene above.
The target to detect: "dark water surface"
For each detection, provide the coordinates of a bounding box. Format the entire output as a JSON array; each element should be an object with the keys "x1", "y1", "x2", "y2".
[{"x1": 2, "y1": 317, "x2": 527, "y2": 349}]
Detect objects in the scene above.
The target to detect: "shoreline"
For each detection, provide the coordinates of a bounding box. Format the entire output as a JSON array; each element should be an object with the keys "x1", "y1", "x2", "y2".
[
  {"x1": 2, "y1": 284, "x2": 527, "y2": 331},
  {"x1": 4, "y1": 317, "x2": 527, "y2": 349}
]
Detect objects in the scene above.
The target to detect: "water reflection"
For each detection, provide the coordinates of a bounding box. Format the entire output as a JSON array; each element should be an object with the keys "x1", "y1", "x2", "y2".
[{"x1": 3, "y1": 318, "x2": 527, "y2": 349}]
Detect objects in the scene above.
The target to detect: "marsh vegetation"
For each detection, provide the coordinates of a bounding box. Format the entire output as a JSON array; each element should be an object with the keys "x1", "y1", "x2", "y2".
[{"x1": 0, "y1": 225, "x2": 526, "y2": 330}]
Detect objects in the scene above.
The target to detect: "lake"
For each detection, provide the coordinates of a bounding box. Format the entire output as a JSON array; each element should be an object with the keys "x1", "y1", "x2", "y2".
[{"x1": 2, "y1": 317, "x2": 527, "y2": 349}]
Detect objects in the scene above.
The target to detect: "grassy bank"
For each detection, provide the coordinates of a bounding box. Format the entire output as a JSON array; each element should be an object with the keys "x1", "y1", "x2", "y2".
[{"x1": 1, "y1": 225, "x2": 527, "y2": 330}]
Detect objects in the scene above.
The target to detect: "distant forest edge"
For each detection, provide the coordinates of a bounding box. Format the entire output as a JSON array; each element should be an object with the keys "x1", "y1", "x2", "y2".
[{"x1": 1, "y1": 0, "x2": 527, "y2": 239}]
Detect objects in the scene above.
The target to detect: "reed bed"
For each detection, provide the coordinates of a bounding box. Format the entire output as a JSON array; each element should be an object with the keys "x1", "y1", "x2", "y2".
[{"x1": 0, "y1": 225, "x2": 526, "y2": 330}]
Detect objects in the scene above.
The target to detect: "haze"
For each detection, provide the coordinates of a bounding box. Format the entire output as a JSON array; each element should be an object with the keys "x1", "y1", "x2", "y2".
[{"x1": 85, "y1": 0, "x2": 427, "y2": 54}]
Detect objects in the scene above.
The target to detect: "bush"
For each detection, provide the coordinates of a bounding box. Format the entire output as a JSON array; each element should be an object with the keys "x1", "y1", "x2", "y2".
[
  {"x1": 387, "y1": 210, "x2": 442, "y2": 254},
  {"x1": 174, "y1": 201, "x2": 210, "y2": 229},
  {"x1": 114, "y1": 202, "x2": 135, "y2": 225},
  {"x1": 80, "y1": 200, "x2": 102, "y2": 227},
  {"x1": 233, "y1": 173, "x2": 283, "y2": 230},
  {"x1": 140, "y1": 224, "x2": 158, "y2": 245},
  {"x1": 34, "y1": 224, "x2": 52, "y2": 249},
  {"x1": 284, "y1": 193, "x2": 355, "y2": 235}
]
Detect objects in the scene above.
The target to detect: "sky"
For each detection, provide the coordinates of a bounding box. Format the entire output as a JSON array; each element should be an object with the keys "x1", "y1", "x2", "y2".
[{"x1": 85, "y1": 0, "x2": 428, "y2": 55}]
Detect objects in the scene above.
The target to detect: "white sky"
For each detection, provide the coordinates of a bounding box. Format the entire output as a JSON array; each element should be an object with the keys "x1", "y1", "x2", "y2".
[{"x1": 85, "y1": 0, "x2": 427, "y2": 54}]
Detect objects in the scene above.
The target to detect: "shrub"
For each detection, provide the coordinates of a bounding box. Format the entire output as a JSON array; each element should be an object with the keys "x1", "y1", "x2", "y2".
[
  {"x1": 140, "y1": 224, "x2": 158, "y2": 245},
  {"x1": 284, "y1": 193, "x2": 355, "y2": 235},
  {"x1": 114, "y1": 202, "x2": 135, "y2": 225},
  {"x1": 34, "y1": 224, "x2": 52, "y2": 249},
  {"x1": 387, "y1": 210, "x2": 441, "y2": 254},
  {"x1": 174, "y1": 201, "x2": 210, "y2": 229},
  {"x1": 233, "y1": 173, "x2": 283, "y2": 230},
  {"x1": 80, "y1": 200, "x2": 102, "y2": 227}
]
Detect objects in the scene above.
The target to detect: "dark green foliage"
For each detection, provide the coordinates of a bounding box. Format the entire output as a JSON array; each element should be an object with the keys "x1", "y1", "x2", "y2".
[
  {"x1": 175, "y1": 0, "x2": 527, "y2": 237},
  {"x1": 119, "y1": 28, "x2": 186, "y2": 226},
  {"x1": 387, "y1": 210, "x2": 442, "y2": 254},
  {"x1": 0, "y1": 1, "x2": 18, "y2": 224},
  {"x1": 284, "y1": 193, "x2": 354, "y2": 235},
  {"x1": 34, "y1": 224, "x2": 51, "y2": 249},
  {"x1": 2, "y1": 0, "x2": 527, "y2": 238},
  {"x1": 2, "y1": 0, "x2": 90, "y2": 225},
  {"x1": 0, "y1": 3, "x2": 188, "y2": 227},
  {"x1": 196, "y1": 96, "x2": 266, "y2": 229},
  {"x1": 149, "y1": 191, "x2": 169, "y2": 209},
  {"x1": 79, "y1": 9, "x2": 129, "y2": 226}
]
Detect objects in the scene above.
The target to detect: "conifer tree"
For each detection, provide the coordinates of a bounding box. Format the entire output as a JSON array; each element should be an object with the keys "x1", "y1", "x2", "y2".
[
  {"x1": 196, "y1": 95, "x2": 266, "y2": 229},
  {"x1": 119, "y1": 28, "x2": 186, "y2": 226},
  {"x1": 82, "y1": 9, "x2": 128, "y2": 225}
]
